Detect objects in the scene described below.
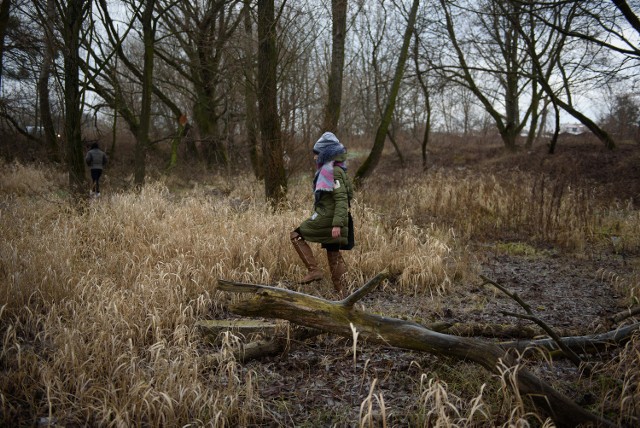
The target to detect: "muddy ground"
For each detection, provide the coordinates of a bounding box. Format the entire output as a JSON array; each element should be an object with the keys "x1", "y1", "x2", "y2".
[
  {"x1": 232, "y1": 137, "x2": 640, "y2": 426},
  {"x1": 235, "y1": 253, "x2": 633, "y2": 426}
]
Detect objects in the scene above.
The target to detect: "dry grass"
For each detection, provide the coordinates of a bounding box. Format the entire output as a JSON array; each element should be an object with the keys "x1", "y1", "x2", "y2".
[
  {"x1": 0, "y1": 160, "x2": 64, "y2": 196},
  {"x1": 362, "y1": 169, "x2": 640, "y2": 255},
  {"x1": 357, "y1": 365, "x2": 560, "y2": 427},
  {"x1": 1, "y1": 160, "x2": 638, "y2": 426}
]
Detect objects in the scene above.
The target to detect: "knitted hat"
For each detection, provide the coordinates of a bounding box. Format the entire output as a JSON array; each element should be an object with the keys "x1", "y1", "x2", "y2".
[{"x1": 313, "y1": 132, "x2": 345, "y2": 164}]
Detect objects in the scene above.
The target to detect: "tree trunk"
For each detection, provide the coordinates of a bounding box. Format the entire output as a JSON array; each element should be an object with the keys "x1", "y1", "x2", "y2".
[
  {"x1": 354, "y1": 0, "x2": 419, "y2": 186},
  {"x1": 243, "y1": 1, "x2": 262, "y2": 180},
  {"x1": 548, "y1": 100, "x2": 561, "y2": 154},
  {"x1": 525, "y1": 95, "x2": 540, "y2": 149},
  {"x1": 0, "y1": 0, "x2": 11, "y2": 92},
  {"x1": 524, "y1": 12, "x2": 541, "y2": 150},
  {"x1": 554, "y1": 96, "x2": 616, "y2": 149},
  {"x1": 503, "y1": 7, "x2": 521, "y2": 152},
  {"x1": 168, "y1": 116, "x2": 188, "y2": 171},
  {"x1": 412, "y1": 32, "x2": 431, "y2": 171},
  {"x1": 216, "y1": 276, "x2": 614, "y2": 428},
  {"x1": 134, "y1": 0, "x2": 156, "y2": 187},
  {"x1": 62, "y1": 0, "x2": 88, "y2": 195},
  {"x1": 38, "y1": 0, "x2": 58, "y2": 162},
  {"x1": 193, "y1": 20, "x2": 228, "y2": 168},
  {"x1": 386, "y1": 127, "x2": 404, "y2": 167},
  {"x1": 323, "y1": 0, "x2": 347, "y2": 133},
  {"x1": 611, "y1": 305, "x2": 640, "y2": 324},
  {"x1": 257, "y1": 0, "x2": 286, "y2": 204},
  {"x1": 110, "y1": 51, "x2": 118, "y2": 160}
]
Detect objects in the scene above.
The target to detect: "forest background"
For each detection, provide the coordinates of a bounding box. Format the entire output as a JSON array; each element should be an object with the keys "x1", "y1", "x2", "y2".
[{"x1": 1, "y1": 0, "x2": 640, "y2": 427}]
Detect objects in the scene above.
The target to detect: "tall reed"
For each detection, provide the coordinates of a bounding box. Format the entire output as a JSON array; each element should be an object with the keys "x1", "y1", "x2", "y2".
[
  {"x1": 1, "y1": 161, "x2": 637, "y2": 426},
  {"x1": 0, "y1": 163, "x2": 459, "y2": 426}
]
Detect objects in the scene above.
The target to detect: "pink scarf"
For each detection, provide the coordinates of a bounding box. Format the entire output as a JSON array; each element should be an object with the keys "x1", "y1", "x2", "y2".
[{"x1": 314, "y1": 161, "x2": 336, "y2": 193}]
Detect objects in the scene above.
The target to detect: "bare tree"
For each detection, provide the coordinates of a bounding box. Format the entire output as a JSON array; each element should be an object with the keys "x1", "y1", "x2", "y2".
[
  {"x1": 157, "y1": 0, "x2": 244, "y2": 168},
  {"x1": 87, "y1": 0, "x2": 159, "y2": 186},
  {"x1": 323, "y1": 0, "x2": 347, "y2": 133},
  {"x1": 242, "y1": 0, "x2": 261, "y2": 179},
  {"x1": 61, "y1": 0, "x2": 91, "y2": 194},
  {"x1": 35, "y1": 0, "x2": 59, "y2": 161},
  {"x1": 355, "y1": 0, "x2": 419, "y2": 185},
  {"x1": 132, "y1": 0, "x2": 157, "y2": 185},
  {"x1": 601, "y1": 92, "x2": 640, "y2": 142},
  {"x1": 84, "y1": 0, "x2": 187, "y2": 184},
  {"x1": 0, "y1": 0, "x2": 55, "y2": 144},
  {"x1": 257, "y1": 0, "x2": 286, "y2": 204},
  {"x1": 0, "y1": 0, "x2": 11, "y2": 90},
  {"x1": 412, "y1": 30, "x2": 432, "y2": 170},
  {"x1": 511, "y1": 0, "x2": 640, "y2": 150},
  {"x1": 490, "y1": 0, "x2": 567, "y2": 151},
  {"x1": 436, "y1": 0, "x2": 535, "y2": 150},
  {"x1": 343, "y1": 2, "x2": 386, "y2": 137},
  {"x1": 270, "y1": 1, "x2": 328, "y2": 172}
]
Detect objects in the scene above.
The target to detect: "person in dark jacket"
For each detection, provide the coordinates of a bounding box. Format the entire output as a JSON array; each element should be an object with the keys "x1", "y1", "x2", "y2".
[
  {"x1": 85, "y1": 142, "x2": 108, "y2": 196},
  {"x1": 290, "y1": 132, "x2": 354, "y2": 295}
]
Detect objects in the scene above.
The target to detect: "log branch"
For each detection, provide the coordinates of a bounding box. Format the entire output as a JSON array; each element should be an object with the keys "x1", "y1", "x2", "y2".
[
  {"x1": 611, "y1": 304, "x2": 640, "y2": 324},
  {"x1": 501, "y1": 321, "x2": 640, "y2": 354},
  {"x1": 482, "y1": 275, "x2": 586, "y2": 371},
  {"x1": 234, "y1": 327, "x2": 322, "y2": 363},
  {"x1": 216, "y1": 276, "x2": 614, "y2": 428},
  {"x1": 445, "y1": 322, "x2": 543, "y2": 338},
  {"x1": 480, "y1": 274, "x2": 532, "y2": 313},
  {"x1": 502, "y1": 310, "x2": 589, "y2": 374},
  {"x1": 340, "y1": 271, "x2": 387, "y2": 308}
]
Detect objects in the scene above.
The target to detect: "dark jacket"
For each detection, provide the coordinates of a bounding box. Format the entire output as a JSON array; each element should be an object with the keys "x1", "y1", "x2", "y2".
[
  {"x1": 85, "y1": 148, "x2": 108, "y2": 170},
  {"x1": 298, "y1": 156, "x2": 353, "y2": 245}
]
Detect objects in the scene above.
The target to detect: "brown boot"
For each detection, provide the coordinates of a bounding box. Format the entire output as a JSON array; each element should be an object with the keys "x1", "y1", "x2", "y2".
[
  {"x1": 326, "y1": 250, "x2": 347, "y2": 294},
  {"x1": 290, "y1": 232, "x2": 323, "y2": 283}
]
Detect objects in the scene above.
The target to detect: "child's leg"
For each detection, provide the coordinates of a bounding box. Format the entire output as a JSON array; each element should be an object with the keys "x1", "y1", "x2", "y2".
[{"x1": 91, "y1": 170, "x2": 102, "y2": 193}]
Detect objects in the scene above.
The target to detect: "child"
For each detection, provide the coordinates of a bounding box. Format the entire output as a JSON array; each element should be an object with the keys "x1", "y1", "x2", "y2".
[
  {"x1": 85, "y1": 143, "x2": 108, "y2": 196},
  {"x1": 290, "y1": 132, "x2": 354, "y2": 295}
]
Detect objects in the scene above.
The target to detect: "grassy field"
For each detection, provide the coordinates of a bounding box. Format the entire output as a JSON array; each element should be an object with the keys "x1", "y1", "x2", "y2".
[{"x1": 1, "y1": 138, "x2": 639, "y2": 427}]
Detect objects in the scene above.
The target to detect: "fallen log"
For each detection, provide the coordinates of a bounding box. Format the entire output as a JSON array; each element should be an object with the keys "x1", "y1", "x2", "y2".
[
  {"x1": 444, "y1": 322, "x2": 549, "y2": 338},
  {"x1": 611, "y1": 304, "x2": 640, "y2": 324},
  {"x1": 226, "y1": 322, "x2": 453, "y2": 363},
  {"x1": 502, "y1": 310, "x2": 589, "y2": 373},
  {"x1": 500, "y1": 321, "x2": 640, "y2": 354},
  {"x1": 220, "y1": 326, "x2": 323, "y2": 363},
  {"x1": 216, "y1": 274, "x2": 614, "y2": 428},
  {"x1": 196, "y1": 319, "x2": 279, "y2": 344}
]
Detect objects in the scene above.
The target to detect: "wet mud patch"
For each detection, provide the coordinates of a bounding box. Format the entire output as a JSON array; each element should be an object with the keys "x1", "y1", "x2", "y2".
[
  {"x1": 467, "y1": 253, "x2": 629, "y2": 333},
  {"x1": 353, "y1": 251, "x2": 632, "y2": 337}
]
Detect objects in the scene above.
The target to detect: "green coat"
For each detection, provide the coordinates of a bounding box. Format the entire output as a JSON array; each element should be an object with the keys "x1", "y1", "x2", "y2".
[{"x1": 298, "y1": 163, "x2": 353, "y2": 245}]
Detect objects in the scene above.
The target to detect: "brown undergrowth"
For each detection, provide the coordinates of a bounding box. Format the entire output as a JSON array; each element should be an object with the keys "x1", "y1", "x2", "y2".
[{"x1": 1, "y1": 137, "x2": 639, "y2": 426}]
